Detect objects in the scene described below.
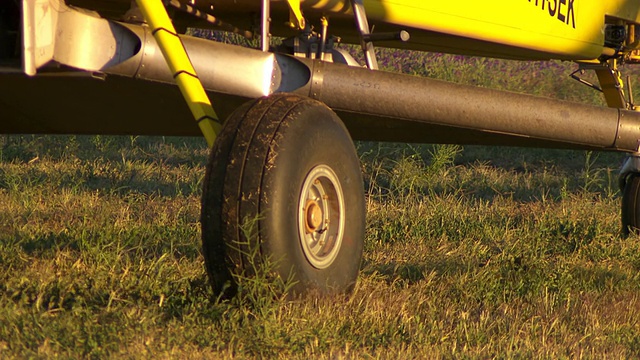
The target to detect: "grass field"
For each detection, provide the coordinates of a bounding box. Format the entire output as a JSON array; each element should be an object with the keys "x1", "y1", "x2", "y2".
[{"x1": 2, "y1": 44, "x2": 640, "y2": 358}]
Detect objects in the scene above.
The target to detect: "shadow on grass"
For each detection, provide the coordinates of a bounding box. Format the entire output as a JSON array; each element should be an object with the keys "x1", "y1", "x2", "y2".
[
  {"x1": 17, "y1": 232, "x2": 80, "y2": 255},
  {"x1": 361, "y1": 257, "x2": 469, "y2": 285},
  {"x1": 361, "y1": 142, "x2": 623, "y2": 206},
  {"x1": 361, "y1": 256, "x2": 634, "y2": 298},
  {"x1": 81, "y1": 174, "x2": 200, "y2": 198},
  {"x1": 15, "y1": 230, "x2": 202, "y2": 261}
]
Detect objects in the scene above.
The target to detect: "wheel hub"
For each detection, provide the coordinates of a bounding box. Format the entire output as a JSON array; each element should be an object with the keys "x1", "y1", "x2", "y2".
[
  {"x1": 305, "y1": 200, "x2": 323, "y2": 232},
  {"x1": 298, "y1": 164, "x2": 345, "y2": 269}
]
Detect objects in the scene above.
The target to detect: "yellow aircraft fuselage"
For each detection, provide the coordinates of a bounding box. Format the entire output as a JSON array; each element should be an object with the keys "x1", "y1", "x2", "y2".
[
  {"x1": 295, "y1": 0, "x2": 640, "y2": 60},
  {"x1": 142, "y1": 0, "x2": 640, "y2": 60},
  {"x1": 64, "y1": 0, "x2": 640, "y2": 59}
]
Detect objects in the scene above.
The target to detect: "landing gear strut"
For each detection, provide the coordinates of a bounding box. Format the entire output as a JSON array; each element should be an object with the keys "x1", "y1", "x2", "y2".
[{"x1": 620, "y1": 156, "x2": 640, "y2": 236}]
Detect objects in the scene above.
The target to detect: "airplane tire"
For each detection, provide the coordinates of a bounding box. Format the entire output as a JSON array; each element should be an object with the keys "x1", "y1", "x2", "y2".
[
  {"x1": 201, "y1": 94, "x2": 365, "y2": 298},
  {"x1": 622, "y1": 174, "x2": 640, "y2": 236}
]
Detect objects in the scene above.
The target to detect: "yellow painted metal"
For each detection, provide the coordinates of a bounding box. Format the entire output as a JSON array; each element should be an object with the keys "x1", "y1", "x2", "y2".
[
  {"x1": 66, "y1": 0, "x2": 640, "y2": 60},
  {"x1": 595, "y1": 59, "x2": 628, "y2": 109},
  {"x1": 286, "y1": 0, "x2": 306, "y2": 30},
  {"x1": 293, "y1": 0, "x2": 640, "y2": 60},
  {"x1": 320, "y1": 16, "x2": 328, "y2": 28},
  {"x1": 302, "y1": 0, "x2": 602, "y2": 60},
  {"x1": 134, "y1": 0, "x2": 221, "y2": 148}
]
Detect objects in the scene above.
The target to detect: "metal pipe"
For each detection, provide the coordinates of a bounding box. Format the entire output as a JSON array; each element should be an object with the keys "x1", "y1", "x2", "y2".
[
  {"x1": 89, "y1": 19, "x2": 640, "y2": 153},
  {"x1": 319, "y1": 16, "x2": 328, "y2": 61},
  {"x1": 105, "y1": 23, "x2": 281, "y2": 99},
  {"x1": 261, "y1": 0, "x2": 271, "y2": 52},
  {"x1": 296, "y1": 59, "x2": 640, "y2": 152},
  {"x1": 350, "y1": 0, "x2": 378, "y2": 70}
]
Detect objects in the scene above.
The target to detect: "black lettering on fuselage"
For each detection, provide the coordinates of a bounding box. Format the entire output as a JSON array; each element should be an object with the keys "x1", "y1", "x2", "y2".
[
  {"x1": 566, "y1": 0, "x2": 575, "y2": 28},
  {"x1": 548, "y1": 0, "x2": 557, "y2": 16},
  {"x1": 557, "y1": 0, "x2": 566, "y2": 22},
  {"x1": 528, "y1": 0, "x2": 576, "y2": 29},
  {"x1": 529, "y1": 0, "x2": 545, "y2": 10}
]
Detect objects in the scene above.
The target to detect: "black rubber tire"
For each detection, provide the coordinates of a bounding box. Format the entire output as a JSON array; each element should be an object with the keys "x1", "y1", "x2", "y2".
[
  {"x1": 622, "y1": 174, "x2": 640, "y2": 236},
  {"x1": 201, "y1": 94, "x2": 365, "y2": 298}
]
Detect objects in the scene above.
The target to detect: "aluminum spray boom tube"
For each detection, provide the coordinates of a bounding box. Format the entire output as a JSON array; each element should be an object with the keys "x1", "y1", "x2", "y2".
[
  {"x1": 96, "y1": 22, "x2": 640, "y2": 152},
  {"x1": 104, "y1": 23, "x2": 282, "y2": 99},
  {"x1": 294, "y1": 59, "x2": 640, "y2": 152}
]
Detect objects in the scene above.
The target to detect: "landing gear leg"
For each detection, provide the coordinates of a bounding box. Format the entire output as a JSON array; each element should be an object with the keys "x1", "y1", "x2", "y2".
[{"x1": 620, "y1": 155, "x2": 640, "y2": 236}]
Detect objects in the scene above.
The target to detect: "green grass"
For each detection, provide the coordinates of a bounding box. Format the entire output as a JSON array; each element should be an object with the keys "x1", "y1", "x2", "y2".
[{"x1": 2, "y1": 53, "x2": 640, "y2": 358}]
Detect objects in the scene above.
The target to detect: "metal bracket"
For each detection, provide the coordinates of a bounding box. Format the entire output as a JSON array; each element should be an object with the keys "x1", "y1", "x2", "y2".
[
  {"x1": 595, "y1": 61, "x2": 627, "y2": 109},
  {"x1": 261, "y1": 0, "x2": 270, "y2": 51},
  {"x1": 348, "y1": 1, "x2": 409, "y2": 70},
  {"x1": 572, "y1": 60, "x2": 630, "y2": 110},
  {"x1": 570, "y1": 68, "x2": 602, "y2": 92},
  {"x1": 319, "y1": 16, "x2": 328, "y2": 61},
  {"x1": 21, "y1": 0, "x2": 141, "y2": 76},
  {"x1": 285, "y1": 0, "x2": 305, "y2": 30},
  {"x1": 350, "y1": 0, "x2": 378, "y2": 70}
]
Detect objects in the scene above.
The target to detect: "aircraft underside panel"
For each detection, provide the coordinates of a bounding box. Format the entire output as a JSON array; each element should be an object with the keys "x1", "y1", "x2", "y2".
[
  {"x1": 305, "y1": 0, "x2": 605, "y2": 60},
  {"x1": 64, "y1": 0, "x2": 640, "y2": 60}
]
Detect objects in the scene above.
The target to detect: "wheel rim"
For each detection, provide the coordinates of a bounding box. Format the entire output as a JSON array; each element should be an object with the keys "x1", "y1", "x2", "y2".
[{"x1": 298, "y1": 164, "x2": 345, "y2": 269}]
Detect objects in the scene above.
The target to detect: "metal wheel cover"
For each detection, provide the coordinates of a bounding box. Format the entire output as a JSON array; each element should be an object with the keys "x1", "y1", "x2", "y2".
[{"x1": 298, "y1": 164, "x2": 345, "y2": 269}]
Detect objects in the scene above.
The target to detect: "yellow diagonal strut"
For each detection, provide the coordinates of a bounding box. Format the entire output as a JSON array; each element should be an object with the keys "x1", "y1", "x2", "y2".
[
  {"x1": 135, "y1": 0, "x2": 221, "y2": 148},
  {"x1": 285, "y1": 0, "x2": 305, "y2": 30}
]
